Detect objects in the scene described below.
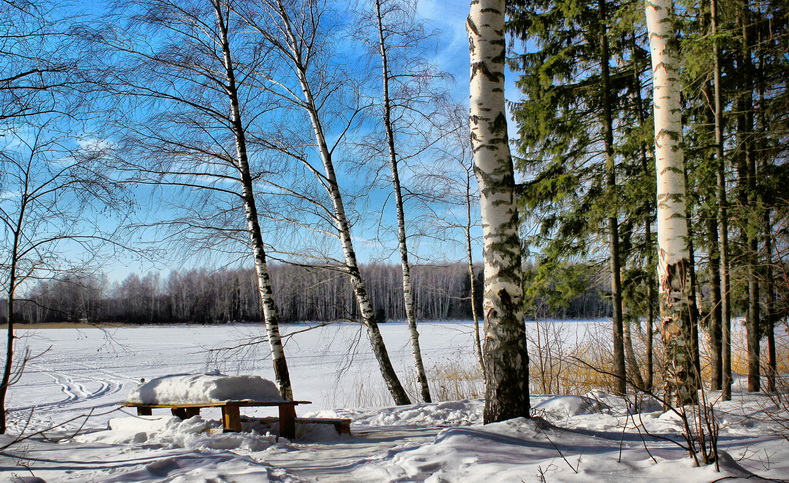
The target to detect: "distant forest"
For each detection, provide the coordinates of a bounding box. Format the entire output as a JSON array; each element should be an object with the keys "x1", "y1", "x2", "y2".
[{"x1": 3, "y1": 264, "x2": 611, "y2": 324}]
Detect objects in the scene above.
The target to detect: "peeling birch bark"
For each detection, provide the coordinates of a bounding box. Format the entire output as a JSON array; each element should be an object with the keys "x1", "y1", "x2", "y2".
[{"x1": 644, "y1": 0, "x2": 698, "y2": 407}]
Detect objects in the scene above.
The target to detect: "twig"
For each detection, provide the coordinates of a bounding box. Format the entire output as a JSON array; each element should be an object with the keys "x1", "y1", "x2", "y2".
[{"x1": 535, "y1": 421, "x2": 579, "y2": 474}]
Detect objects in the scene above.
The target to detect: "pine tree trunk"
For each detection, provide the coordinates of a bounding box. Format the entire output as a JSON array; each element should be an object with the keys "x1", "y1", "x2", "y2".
[
  {"x1": 701, "y1": 8, "x2": 723, "y2": 393},
  {"x1": 213, "y1": 0, "x2": 293, "y2": 400},
  {"x1": 711, "y1": 0, "x2": 732, "y2": 401},
  {"x1": 468, "y1": 0, "x2": 530, "y2": 423},
  {"x1": 707, "y1": 214, "x2": 723, "y2": 390},
  {"x1": 760, "y1": 79, "x2": 776, "y2": 393},
  {"x1": 736, "y1": 2, "x2": 760, "y2": 393},
  {"x1": 273, "y1": 2, "x2": 411, "y2": 406},
  {"x1": 645, "y1": 219, "x2": 655, "y2": 391},
  {"x1": 374, "y1": 0, "x2": 431, "y2": 403},
  {"x1": 624, "y1": 316, "x2": 646, "y2": 390},
  {"x1": 598, "y1": 0, "x2": 626, "y2": 396},
  {"x1": 686, "y1": 216, "x2": 702, "y2": 382},
  {"x1": 645, "y1": 0, "x2": 698, "y2": 407},
  {"x1": 764, "y1": 211, "x2": 776, "y2": 393}
]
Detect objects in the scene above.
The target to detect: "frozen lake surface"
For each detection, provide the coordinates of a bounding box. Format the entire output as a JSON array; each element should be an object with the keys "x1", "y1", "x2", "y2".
[
  {"x1": 9, "y1": 321, "x2": 495, "y2": 431},
  {"x1": 2, "y1": 321, "x2": 787, "y2": 482}
]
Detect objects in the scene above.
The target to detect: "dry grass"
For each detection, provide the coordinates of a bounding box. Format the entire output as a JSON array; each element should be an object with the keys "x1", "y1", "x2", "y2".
[
  {"x1": 411, "y1": 320, "x2": 788, "y2": 404},
  {"x1": 425, "y1": 355, "x2": 484, "y2": 401}
]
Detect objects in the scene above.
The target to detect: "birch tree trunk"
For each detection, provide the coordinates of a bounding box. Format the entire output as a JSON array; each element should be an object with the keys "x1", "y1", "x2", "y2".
[
  {"x1": 466, "y1": 176, "x2": 486, "y2": 383},
  {"x1": 0, "y1": 227, "x2": 21, "y2": 434},
  {"x1": 644, "y1": 0, "x2": 698, "y2": 407},
  {"x1": 257, "y1": 0, "x2": 411, "y2": 405},
  {"x1": 213, "y1": 0, "x2": 293, "y2": 400},
  {"x1": 468, "y1": 0, "x2": 530, "y2": 423},
  {"x1": 374, "y1": 0, "x2": 431, "y2": 403}
]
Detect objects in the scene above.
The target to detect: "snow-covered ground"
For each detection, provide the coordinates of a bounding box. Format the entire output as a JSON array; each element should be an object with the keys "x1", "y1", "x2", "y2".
[{"x1": 1, "y1": 322, "x2": 787, "y2": 482}]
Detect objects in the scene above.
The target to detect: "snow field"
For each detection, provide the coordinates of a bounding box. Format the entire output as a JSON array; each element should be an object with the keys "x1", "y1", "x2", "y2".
[{"x1": 1, "y1": 322, "x2": 787, "y2": 482}]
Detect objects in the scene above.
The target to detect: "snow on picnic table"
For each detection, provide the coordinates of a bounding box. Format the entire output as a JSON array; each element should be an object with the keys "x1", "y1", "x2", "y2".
[{"x1": 125, "y1": 373, "x2": 284, "y2": 405}]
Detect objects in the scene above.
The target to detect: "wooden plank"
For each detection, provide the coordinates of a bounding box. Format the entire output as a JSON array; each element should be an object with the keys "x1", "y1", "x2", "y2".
[
  {"x1": 170, "y1": 407, "x2": 201, "y2": 419},
  {"x1": 122, "y1": 400, "x2": 310, "y2": 409},
  {"x1": 121, "y1": 400, "x2": 313, "y2": 436},
  {"x1": 222, "y1": 404, "x2": 242, "y2": 432},
  {"x1": 171, "y1": 407, "x2": 188, "y2": 419},
  {"x1": 296, "y1": 418, "x2": 352, "y2": 435},
  {"x1": 244, "y1": 416, "x2": 352, "y2": 436},
  {"x1": 185, "y1": 407, "x2": 201, "y2": 418},
  {"x1": 279, "y1": 403, "x2": 297, "y2": 439}
]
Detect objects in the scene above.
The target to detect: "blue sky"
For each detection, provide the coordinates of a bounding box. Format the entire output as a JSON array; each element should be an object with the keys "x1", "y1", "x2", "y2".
[{"x1": 28, "y1": 1, "x2": 490, "y2": 283}]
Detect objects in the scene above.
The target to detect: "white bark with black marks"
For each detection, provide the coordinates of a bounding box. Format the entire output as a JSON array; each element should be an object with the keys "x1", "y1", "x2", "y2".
[
  {"x1": 261, "y1": 0, "x2": 411, "y2": 405},
  {"x1": 645, "y1": 0, "x2": 698, "y2": 406},
  {"x1": 468, "y1": 0, "x2": 530, "y2": 423},
  {"x1": 212, "y1": 0, "x2": 293, "y2": 400},
  {"x1": 373, "y1": 0, "x2": 431, "y2": 404}
]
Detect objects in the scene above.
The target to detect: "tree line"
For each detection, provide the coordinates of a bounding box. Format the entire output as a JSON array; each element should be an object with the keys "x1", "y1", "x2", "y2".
[{"x1": 4, "y1": 262, "x2": 613, "y2": 325}]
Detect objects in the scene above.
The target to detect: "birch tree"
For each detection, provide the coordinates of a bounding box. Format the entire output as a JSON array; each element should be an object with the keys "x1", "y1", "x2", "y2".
[
  {"x1": 414, "y1": 104, "x2": 485, "y2": 379},
  {"x1": 366, "y1": 0, "x2": 446, "y2": 403},
  {"x1": 236, "y1": 0, "x2": 411, "y2": 405},
  {"x1": 97, "y1": 0, "x2": 294, "y2": 399},
  {"x1": 0, "y1": 125, "x2": 125, "y2": 433},
  {"x1": 644, "y1": 0, "x2": 698, "y2": 406},
  {"x1": 0, "y1": 0, "x2": 121, "y2": 434},
  {"x1": 467, "y1": 0, "x2": 530, "y2": 423}
]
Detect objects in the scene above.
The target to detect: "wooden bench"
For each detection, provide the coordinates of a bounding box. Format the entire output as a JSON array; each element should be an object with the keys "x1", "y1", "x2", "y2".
[
  {"x1": 246, "y1": 416, "x2": 352, "y2": 435},
  {"x1": 122, "y1": 400, "x2": 311, "y2": 439}
]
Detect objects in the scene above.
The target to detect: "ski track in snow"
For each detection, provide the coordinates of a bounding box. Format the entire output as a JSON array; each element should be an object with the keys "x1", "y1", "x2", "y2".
[{"x1": 9, "y1": 363, "x2": 125, "y2": 415}]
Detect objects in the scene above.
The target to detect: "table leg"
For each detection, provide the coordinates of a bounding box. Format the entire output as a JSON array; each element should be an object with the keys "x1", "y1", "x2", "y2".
[
  {"x1": 279, "y1": 404, "x2": 296, "y2": 439},
  {"x1": 185, "y1": 407, "x2": 201, "y2": 418},
  {"x1": 222, "y1": 404, "x2": 242, "y2": 432},
  {"x1": 137, "y1": 407, "x2": 152, "y2": 416}
]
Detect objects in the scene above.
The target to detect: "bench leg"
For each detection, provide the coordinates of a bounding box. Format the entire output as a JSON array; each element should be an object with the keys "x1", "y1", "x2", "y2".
[
  {"x1": 222, "y1": 404, "x2": 242, "y2": 432},
  {"x1": 169, "y1": 407, "x2": 202, "y2": 420},
  {"x1": 137, "y1": 407, "x2": 152, "y2": 416},
  {"x1": 334, "y1": 420, "x2": 351, "y2": 435},
  {"x1": 185, "y1": 407, "x2": 201, "y2": 418},
  {"x1": 279, "y1": 404, "x2": 296, "y2": 440}
]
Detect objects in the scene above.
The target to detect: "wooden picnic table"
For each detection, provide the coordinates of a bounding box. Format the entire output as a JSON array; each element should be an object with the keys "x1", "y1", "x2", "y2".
[{"x1": 122, "y1": 400, "x2": 311, "y2": 439}]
